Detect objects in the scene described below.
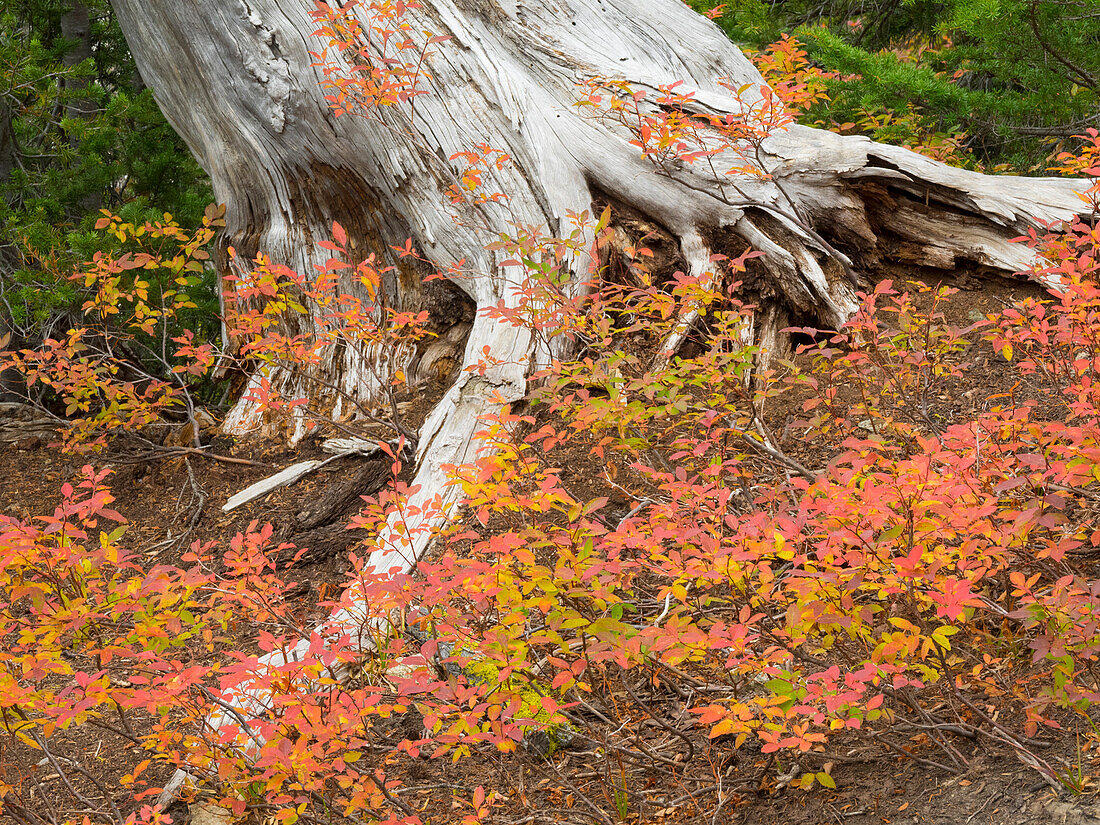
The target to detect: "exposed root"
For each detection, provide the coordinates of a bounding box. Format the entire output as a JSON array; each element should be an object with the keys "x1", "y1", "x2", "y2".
[
  {"x1": 653, "y1": 230, "x2": 718, "y2": 367},
  {"x1": 755, "y1": 302, "x2": 792, "y2": 375}
]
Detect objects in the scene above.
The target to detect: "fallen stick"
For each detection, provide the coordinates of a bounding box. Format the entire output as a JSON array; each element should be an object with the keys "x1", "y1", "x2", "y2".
[{"x1": 221, "y1": 439, "x2": 385, "y2": 513}]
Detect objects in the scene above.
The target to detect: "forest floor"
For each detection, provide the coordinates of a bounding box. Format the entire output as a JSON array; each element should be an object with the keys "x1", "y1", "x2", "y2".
[{"x1": 5, "y1": 271, "x2": 1100, "y2": 825}]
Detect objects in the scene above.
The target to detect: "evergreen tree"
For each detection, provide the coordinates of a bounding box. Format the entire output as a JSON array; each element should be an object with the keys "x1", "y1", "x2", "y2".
[
  {"x1": 0, "y1": 0, "x2": 211, "y2": 339},
  {"x1": 704, "y1": 0, "x2": 1100, "y2": 169}
]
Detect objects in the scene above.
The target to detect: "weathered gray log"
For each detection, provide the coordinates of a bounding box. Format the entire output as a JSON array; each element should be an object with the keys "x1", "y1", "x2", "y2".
[
  {"x1": 111, "y1": 0, "x2": 1091, "y2": 574},
  {"x1": 110, "y1": 0, "x2": 1089, "y2": 430},
  {"x1": 108, "y1": 0, "x2": 1093, "y2": 807},
  {"x1": 0, "y1": 402, "x2": 59, "y2": 444}
]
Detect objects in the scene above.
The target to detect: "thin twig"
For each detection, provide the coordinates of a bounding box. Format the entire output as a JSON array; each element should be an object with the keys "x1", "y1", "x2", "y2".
[
  {"x1": 728, "y1": 419, "x2": 818, "y2": 481},
  {"x1": 541, "y1": 757, "x2": 615, "y2": 825},
  {"x1": 869, "y1": 731, "x2": 962, "y2": 775},
  {"x1": 29, "y1": 731, "x2": 123, "y2": 824},
  {"x1": 374, "y1": 772, "x2": 418, "y2": 819},
  {"x1": 621, "y1": 675, "x2": 696, "y2": 762},
  {"x1": 150, "y1": 445, "x2": 270, "y2": 467}
]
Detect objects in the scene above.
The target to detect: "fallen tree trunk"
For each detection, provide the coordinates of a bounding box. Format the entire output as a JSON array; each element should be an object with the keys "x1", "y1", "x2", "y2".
[{"x1": 110, "y1": 0, "x2": 1091, "y2": 801}]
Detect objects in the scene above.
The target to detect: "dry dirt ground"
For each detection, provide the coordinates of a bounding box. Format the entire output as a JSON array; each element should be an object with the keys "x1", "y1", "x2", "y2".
[{"x1": 4, "y1": 273, "x2": 1100, "y2": 825}]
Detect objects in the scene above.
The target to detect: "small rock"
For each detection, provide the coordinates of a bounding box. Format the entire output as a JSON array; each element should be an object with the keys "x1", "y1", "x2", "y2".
[
  {"x1": 189, "y1": 801, "x2": 233, "y2": 825},
  {"x1": 524, "y1": 723, "x2": 577, "y2": 758}
]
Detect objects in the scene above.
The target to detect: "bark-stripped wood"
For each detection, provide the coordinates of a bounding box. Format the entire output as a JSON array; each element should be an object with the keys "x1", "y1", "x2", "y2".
[
  {"x1": 221, "y1": 459, "x2": 323, "y2": 512},
  {"x1": 110, "y1": 0, "x2": 1092, "y2": 799},
  {"x1": 276, "y1": 521, "x2": 357, "y2": 566},
  {"x1": 292, "y1": 456, "x2": 390, "y2": 531},
  {"x1": 0, "y1": 402, "x2": 58, "y2": 444},
  {"x1": 110, "y1": 0, "x2": 1090, "y2": 554}
]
